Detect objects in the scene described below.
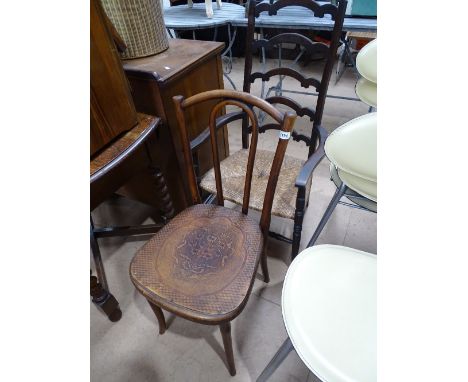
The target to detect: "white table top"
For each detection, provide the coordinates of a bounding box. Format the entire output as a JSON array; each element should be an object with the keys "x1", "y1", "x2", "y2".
[{"x1": 164, "y1": 3, "x2": 245, "y2": 30}]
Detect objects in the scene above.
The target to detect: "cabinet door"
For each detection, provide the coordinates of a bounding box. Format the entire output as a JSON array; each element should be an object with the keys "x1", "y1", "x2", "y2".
[{"x1": 90, "y1": 0, "x2": 137, "y2": 156}]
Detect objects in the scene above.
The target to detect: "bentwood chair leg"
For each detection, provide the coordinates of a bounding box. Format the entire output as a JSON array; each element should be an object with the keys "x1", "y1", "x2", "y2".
[
  {"x1": 260, "y1": 250, "x2": 270, "y2": 283},
  {"x1": 147, "y1": 300, "x2": 167, "y2": 335},
  {"x1": 220, "y1": 322, "x2": 236, "y2": 376},
  {"x1": 292, "y1": 187, "x2": 307, "y2": 261},
  {"x1": 256, "y1": 337, "x2": 294, "y2": 382},
  {"x1": 308, "y1": 182, "x2": 348, "y2": 247}
]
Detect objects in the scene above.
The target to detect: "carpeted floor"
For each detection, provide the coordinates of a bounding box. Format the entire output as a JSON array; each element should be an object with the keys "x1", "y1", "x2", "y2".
[{"x1": 91, "y1": 55, "x2": 376, "y2": 382}]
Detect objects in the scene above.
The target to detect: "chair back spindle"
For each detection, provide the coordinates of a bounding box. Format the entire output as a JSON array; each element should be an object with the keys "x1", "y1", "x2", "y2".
[
  {"x1": 207, "y1": 100, "x2": 261, "y2": 212},
  {"x1": 173, "y1": 94, "x2": 202, "y2": 205},
  {"x1": 259, "y1": 113, "x2": 296, "y2": 234}
]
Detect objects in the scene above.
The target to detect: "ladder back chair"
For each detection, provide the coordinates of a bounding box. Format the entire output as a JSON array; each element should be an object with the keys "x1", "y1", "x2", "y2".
[
  {"x1": 200, "y1": 0, "x2": 347, "y2": 260},
  {"x1": 129, "y1": 89, "x2": 297, "y2": 376}
]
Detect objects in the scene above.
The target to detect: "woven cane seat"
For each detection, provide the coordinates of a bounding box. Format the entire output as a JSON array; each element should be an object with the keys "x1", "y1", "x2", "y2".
[
  {"x1": 200, "y1": 149, "x2": 309, "y2": 219},
  {"x1": 130, "y1": 204, "x2": 263, "y2": 323}
]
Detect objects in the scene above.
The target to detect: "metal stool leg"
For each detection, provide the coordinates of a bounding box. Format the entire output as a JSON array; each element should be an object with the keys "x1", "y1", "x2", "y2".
[
  {"x1": 308, "y1": 182, "x2": 348, "y2": 247},
  {"x1": 257, "y1": 337, "x2": 294, "y2": 382}
]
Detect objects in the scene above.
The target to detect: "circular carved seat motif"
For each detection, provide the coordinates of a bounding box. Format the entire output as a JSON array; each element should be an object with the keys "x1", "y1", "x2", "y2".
[
  {"x1": 130, "y1": 204, "x2": 264, "y2": 322},
  {"x1": 172, "y1": 223, "x2": 237, "y2": 279}
]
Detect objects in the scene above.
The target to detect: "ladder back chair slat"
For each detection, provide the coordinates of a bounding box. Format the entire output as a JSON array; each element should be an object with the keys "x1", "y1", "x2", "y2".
[
  {"x1": 243, "y1": 0, "x2": 347, "y2": 151},
  {"x1": 256, "y1": 0, "x2": 340, "y2": 19}
]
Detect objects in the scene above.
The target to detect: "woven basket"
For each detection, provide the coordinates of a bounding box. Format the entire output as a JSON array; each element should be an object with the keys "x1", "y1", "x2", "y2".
[{"x1": 102, "y1": 0, "x2": 169, "y2": 59}]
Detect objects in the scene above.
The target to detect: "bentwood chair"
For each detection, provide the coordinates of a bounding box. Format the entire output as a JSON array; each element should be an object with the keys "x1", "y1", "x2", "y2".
[
  {"x1": 257, "y1": 244, "x2": 376, "y2": 382},
  {"x1": 200, "y1": 0, "x2": 347, "y2": 260},
  {"x1": 129, "y1": 89, "x2": 296, "y2": 376}
]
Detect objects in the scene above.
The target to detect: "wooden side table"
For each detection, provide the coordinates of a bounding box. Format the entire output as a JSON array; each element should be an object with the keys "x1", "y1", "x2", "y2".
[
  {"x1": 122, "y1": 39, "x2": 230, "y2": 213},
  {"x1": 90, "y1": 113, "x2": 175, "y2": 322}
]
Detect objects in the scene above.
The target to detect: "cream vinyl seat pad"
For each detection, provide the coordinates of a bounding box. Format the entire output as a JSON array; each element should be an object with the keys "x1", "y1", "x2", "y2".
[
  {"x1": 330, "y1": 163, "x2": 376, "y2": 212},
  {"x1": 200, "y1": 149, "x2": 309, "y2": 219},
  {"x1": 355, "y1": 77, "x2": 377, "y2": 107},
  {"x1": 356, "y1": 38, "x2": 377, "y2": 84},
  {"x1": 325, "y1": 112, "x2": 377, "y2": 201},
  {"x1": 282, "y1": 245, "x2": 376, "y2": 382}
]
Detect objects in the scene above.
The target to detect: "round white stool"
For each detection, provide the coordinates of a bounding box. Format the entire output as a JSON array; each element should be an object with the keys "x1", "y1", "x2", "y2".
[
  {"x1": 325, "y1": 112, "x2": 377, "y2": 202},
  {"x1": 308, "y1": 112, "x2": 377, "y2": 247},
  {"x1": 257, "y1": 245, "x2": 376, "y2": 382},
  {"x1": 356, "y1": 39, "x2": 377, "y2": 84},
  {"x1": 355, "y1": 77, "x2": 377, "y2": 108},
  {"x1": 355, "y1": 39, "x2": 377, "y2": 107}
]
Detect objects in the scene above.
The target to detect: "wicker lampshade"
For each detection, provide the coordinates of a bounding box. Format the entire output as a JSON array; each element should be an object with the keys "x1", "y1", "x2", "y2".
[{"x1": 101, "y1": 0, "x2": 169, "y2": 59}]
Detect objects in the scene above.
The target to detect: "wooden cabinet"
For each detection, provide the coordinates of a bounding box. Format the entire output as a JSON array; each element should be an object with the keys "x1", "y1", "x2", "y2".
[
  {"x1": 90, "y1": 0, "x2": 137, "y2": 156},
  {"x1": 122, "y1": 39, "x2": 229, "y2": 213}
]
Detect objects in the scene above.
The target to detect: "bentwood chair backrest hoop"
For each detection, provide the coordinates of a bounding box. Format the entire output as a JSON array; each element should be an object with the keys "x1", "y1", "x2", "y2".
[
  {"x1": 174, "y1": 89, "x2": 297, "y2": 232},
  {"x1": 129, "y1": 90, "x2": 296, "y2": 377}
]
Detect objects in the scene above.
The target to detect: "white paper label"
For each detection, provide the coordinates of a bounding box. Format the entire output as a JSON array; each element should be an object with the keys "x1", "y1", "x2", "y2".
[{"x1": 279, "y1": 131, "x2": 291, "y2": 140}]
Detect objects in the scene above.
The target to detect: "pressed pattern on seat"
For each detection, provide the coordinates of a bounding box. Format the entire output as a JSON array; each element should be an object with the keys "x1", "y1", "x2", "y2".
[
  {"x1": 130, "y1": 204, "x2": 264, "y2": 322},
  {"x1": 200, "y1": 149, "x2": 311, "y2": 219}
]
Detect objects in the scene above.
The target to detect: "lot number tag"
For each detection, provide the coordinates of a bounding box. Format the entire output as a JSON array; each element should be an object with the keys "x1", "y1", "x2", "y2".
[{"x1": 279, "y1": 131, "x2": 291, "y2": 140}]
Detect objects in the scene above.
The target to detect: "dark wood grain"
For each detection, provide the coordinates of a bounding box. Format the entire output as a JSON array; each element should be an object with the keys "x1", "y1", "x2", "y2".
[
  {"x1": 90, "y1": 114, "x2": 157, "y2": 177},
  {"x1": 220, "y1": 322, "x2": 236, "y2": 376},
  {"x1": 91, "y1": 272, "x2": 122, "y2": 322},
  {"x1": 123, "y1": 39, "x2": 224, "y2": 84},
  {"x1": 130, "y1": 90, "x2": 296, "y2": 375},
  {"x1": 122, "y1": 39, "x2": 229, "y2": 212},
  {"x1": 90, "y1": 113, "x2": 160, "y2": 211},
  {"x1": 147, "y1": 300, "x2": 167, "y2": 335},
  {"x1": 90, "y1": 0, "x2": 137, "y2": 155}
]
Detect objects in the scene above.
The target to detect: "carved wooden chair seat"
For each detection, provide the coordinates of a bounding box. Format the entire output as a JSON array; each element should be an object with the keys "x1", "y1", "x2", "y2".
[
  {"x1": 199, "y1": 0, "x2": 347, "y2": 260},
  {"x1": 129, "y1": 89, "x2": 296, "y2": 376}
]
